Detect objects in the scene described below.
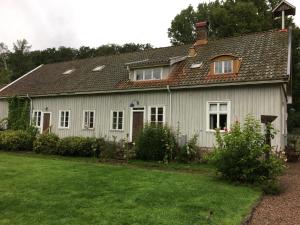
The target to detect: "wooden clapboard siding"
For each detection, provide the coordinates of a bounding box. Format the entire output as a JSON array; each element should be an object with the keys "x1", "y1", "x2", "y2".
[
  {"x1": 171, "y1": 85, "x2": 283, "y2": 148},
  {"x1": 0, "y1": 84, "x2": 285, "y2": 149}
]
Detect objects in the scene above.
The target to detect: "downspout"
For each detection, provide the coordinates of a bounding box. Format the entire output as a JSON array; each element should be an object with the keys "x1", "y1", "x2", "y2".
[
  {"x1": 167, "y1": 85, "x2": 172, "y2": 125},
  {"x1": 26, "y1": 94, "x2": 33, "y2": 126}
]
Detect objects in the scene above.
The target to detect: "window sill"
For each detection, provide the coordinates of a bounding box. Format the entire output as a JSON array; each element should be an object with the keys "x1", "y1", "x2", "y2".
[
  {"x1": 132, "y1": 79, "x2": 164, "y2": 82},
  {"x1": 82, "y1": 128, "x2": 95, "y2": 131},
  {"x1": 213, "y1": 72, "x2": 234, "y2": 75},
  {"x1": 206, "y1": 129, "x2": 227, "y2": 133},
  {"x1": 58, "y1": 127, "x2": 70, "y2": 130},
  {"x1": 110, "y1": 129, "x2": 124, "y2": 132}
]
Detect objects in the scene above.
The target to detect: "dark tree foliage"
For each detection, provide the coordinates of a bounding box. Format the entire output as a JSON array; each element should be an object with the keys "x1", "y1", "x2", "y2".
[
  {"x1": 168, "y1": 0, "x2": 286, "y2": 44},
  {"x1": 8, "y1": 39, "x2": 34, "y2": 81}
]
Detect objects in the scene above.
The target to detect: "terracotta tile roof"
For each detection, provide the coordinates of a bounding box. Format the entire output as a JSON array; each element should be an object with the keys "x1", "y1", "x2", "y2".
[{"x1": 0, "y1": 29, "x2": 289, "y2": 97}]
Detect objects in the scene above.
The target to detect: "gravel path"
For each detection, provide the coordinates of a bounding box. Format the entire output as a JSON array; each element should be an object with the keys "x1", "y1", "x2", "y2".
[{"x1": 249, "y1": 162, "x2": 300, "y2": 225}]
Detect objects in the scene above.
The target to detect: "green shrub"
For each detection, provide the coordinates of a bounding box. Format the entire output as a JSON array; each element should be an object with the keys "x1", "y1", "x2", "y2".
[
  {"x1": 99, "y1": 137, "x2": 119, "y2": 160},
  {"x1": 7, "y1": 97, "x2": 30, "y2": 130},
  {"x1": 98, "y1": 136, "x2": 133, "y2": 161},
  {"x1": 0, "y1": 130, "x2": 34, "y2": 151},
  {"x1": 57, "y1": 136, "x2": 99, "y2": 157},
  {"x1": 176, "y1": 135, "x2": 198, "y2": 163},
  {"x1": 209, "y1": 115, "x2": 285, "y2": 184},
  {"x1": 33, "y1": 133, "x2": 59, "y2": 154},
  {"x1": 135, "y1": 124, "x2": 176, "y2": 161},
  {"x1": 261, "y1": 179, "x2": 282, "y2": 195}
]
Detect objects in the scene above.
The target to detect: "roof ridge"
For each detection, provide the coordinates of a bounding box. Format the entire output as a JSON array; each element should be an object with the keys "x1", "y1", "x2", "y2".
[
  {"x1": 208, "y1": 29, "x2": 282, "y2": 43},
  {"x1": 44, "y1": 43, "x2": 191, "y2": 66},
  {"x1": 43, "y1": 30, "x2": 282, "y2": 66}
]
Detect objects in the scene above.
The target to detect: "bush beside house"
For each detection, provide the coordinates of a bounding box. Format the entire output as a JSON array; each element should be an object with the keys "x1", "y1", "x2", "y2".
[
  {"x1": 0, "y1": 115, "x2": 286, "y2": 195},
  {"x1": 134, "y1": 124, "x2": 177, "y2": 162},
  {"x1": 208, "y1": 115, "x2": 285, "y2": 193},
  {"x1": 0, "y1": 130, "x2": 35, "y2": 151},
  {"x1": 33, "y1": 133, "x2": 60, "y2": 154}
]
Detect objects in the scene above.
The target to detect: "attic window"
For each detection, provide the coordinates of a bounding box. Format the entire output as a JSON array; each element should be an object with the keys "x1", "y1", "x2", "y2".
[
  {"x1": 134, "y1": 68, "x2": 163, "y2": 81},
  {"x1": 190, "y1": 62, "x2": 203, "y2": 69},
  {"x1": 210, "y1": 55, "x2": 241, "y2": 76},
  {"x1": 214, "y1": 60, "x2": 233, "y2": 74},
  {"x1": 62, "y1": 69, "x2": 75, "y2": 75},
  {"x1": 92, "y1": 65, "x2": 105, "y2": 72}
]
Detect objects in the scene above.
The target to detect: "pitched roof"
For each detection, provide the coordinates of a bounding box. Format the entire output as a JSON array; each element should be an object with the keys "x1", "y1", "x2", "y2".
[{"x1": 0, "y1": 29, "x2": 289, "y2": 97}]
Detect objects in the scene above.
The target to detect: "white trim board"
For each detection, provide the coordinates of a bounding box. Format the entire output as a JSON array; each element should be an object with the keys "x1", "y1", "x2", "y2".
[
  {"x1": 0, "y1": 65, "x2": 43, "y2": 93},
  {"x1": 58, "y1": 110, "x2": 71, "y2": 129},
  {"x1": 129, "y1": 107, "x2": 146, "y2": 142},
  {"x1": 42, "y1": 112, "x2": 52, "y2": 133}
]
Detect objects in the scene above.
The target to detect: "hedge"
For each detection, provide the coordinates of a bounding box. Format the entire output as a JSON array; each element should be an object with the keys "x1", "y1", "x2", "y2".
[{"x1": 0, "y1": 130, "x2": 34, "y2": 151}]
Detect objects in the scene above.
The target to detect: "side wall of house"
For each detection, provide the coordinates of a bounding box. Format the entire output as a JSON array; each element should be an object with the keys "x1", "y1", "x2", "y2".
[
  {"x1": 31, "y1": 84, "x2": 284, "y2": 149},
  {"x1": 0, "y1": 99, "x2": 8, "y2": 120}
]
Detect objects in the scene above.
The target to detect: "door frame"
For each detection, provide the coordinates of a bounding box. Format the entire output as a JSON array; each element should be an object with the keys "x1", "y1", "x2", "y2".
[
  {"x1": 42, "y1": 112, "x2": 52, "y2": 134},
  {"x1": 129, "y1": 107, "x2": 145, "y2": 142}
]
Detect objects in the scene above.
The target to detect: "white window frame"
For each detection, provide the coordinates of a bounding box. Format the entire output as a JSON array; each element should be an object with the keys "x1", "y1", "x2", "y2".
[
  {"x1": 214, "y1": 60, "x2": 233, "y2": 74},
  {"x1": 58, "y1": 110, "x2": 71, "y2": 129},
  {"x1": 82, "y1": 110, "x2": 95, "y2": 130},
  {"x1": 32, "y1": 110, "x2": 42, "y2": 128},
  {"x1": 148, "y1": 106, "x2": 166, "y2": 125},
  {"x1": 134, "y1": 68, "x2": 163, "y2": 81},
  {"x1": 206, "y1": 101, "x2": 231, "y2": 132},
  {"x1": 110, "y1": 110, "x2": 124, "y2": 131}
]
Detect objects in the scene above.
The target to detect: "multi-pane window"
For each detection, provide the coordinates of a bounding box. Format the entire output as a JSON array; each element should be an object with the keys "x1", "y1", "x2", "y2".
[
  {"x1": 149, "y1": 106, "x2": 165, "y2": 125},
  {"x1": 134, "y1": 68, "x2": 162, "y2": 81},
  {"x1": 207, "y1": 102, "x2": 230, "y2": 131},
  {"x1": 33, "y1": 111, "x2": 42, "y2": 127},
  {"x1": 83, "y1": 110, "x2": 95, "y2": 129},
  {"x1": 59, "y1": 110, "x2": 70, "y2": 128},
  {"x1": 111, "y1": 111, "x2": 124, "y2": 130},
  {"x1": 214, "y1": 60, "x2": 233, "y2": 74}
]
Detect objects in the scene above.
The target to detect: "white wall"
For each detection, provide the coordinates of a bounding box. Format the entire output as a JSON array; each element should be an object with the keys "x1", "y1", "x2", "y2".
[
  {"x1": 0, "y1": 100, "x2": 8, "y2": 120},
  {"x1": 30, "y1": 84, "x2": 285, "y2": 149}
]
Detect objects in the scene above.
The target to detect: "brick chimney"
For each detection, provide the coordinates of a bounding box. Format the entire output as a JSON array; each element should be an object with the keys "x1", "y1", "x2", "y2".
[{"x1": 194, "y1": 21, "x2": 209, "y2": 46}]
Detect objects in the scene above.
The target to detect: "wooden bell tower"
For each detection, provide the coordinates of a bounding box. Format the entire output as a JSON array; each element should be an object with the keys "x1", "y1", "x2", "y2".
[{"x1": 272, "y1": 0, "x2": 296, "y2": 30}]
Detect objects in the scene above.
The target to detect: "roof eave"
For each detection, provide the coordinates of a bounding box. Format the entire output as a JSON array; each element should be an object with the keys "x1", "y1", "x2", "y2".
[{"x1": 0, "y1": 79, "x2": 288, "y2": 99}]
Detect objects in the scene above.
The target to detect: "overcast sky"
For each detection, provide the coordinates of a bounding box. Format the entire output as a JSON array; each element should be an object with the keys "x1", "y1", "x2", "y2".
[{"x1": 1, "y1": 0, "x2": 299, "y2": 50}]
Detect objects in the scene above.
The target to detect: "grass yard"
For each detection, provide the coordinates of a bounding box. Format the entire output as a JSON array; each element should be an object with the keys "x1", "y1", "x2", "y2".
[{"x1": 0, "y1": 152, "x2": 261, "y2": 225}]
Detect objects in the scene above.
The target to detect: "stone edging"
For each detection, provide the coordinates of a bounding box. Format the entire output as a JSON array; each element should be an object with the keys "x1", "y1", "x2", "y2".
[{"x1": 240, "y1": 195, "x2": 264, "y2": 225}]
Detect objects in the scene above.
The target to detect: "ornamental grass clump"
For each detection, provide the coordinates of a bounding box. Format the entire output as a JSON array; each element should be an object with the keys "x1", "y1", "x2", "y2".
[{"x1": 210, "y1": 115, "x2": 285, "y2": 185}]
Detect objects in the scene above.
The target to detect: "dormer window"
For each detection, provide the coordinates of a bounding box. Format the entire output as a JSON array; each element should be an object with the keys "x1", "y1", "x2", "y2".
[
  {"x1": 134, "y1": 68, "x2": 163, "y2": 81},
  {"x1": 214, "y1": 60, "x2": 233, "y2": 74},
  {"x1": 62, "y1": 69, "x2": 75, "y2": 75},
  {"x1": 210, "y1": 54, "x2": 241, "y2": 76}
]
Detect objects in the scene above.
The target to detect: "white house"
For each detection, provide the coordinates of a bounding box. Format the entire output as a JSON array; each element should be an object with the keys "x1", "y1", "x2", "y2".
[{"x1": 0, "y1": 22, "x2": 293, "y2": 150}]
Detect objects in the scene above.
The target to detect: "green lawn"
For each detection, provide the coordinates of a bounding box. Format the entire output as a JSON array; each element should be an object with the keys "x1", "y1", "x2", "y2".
[{"x1": 0, "y1": 152, "x2": 260, "y2": 225}]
